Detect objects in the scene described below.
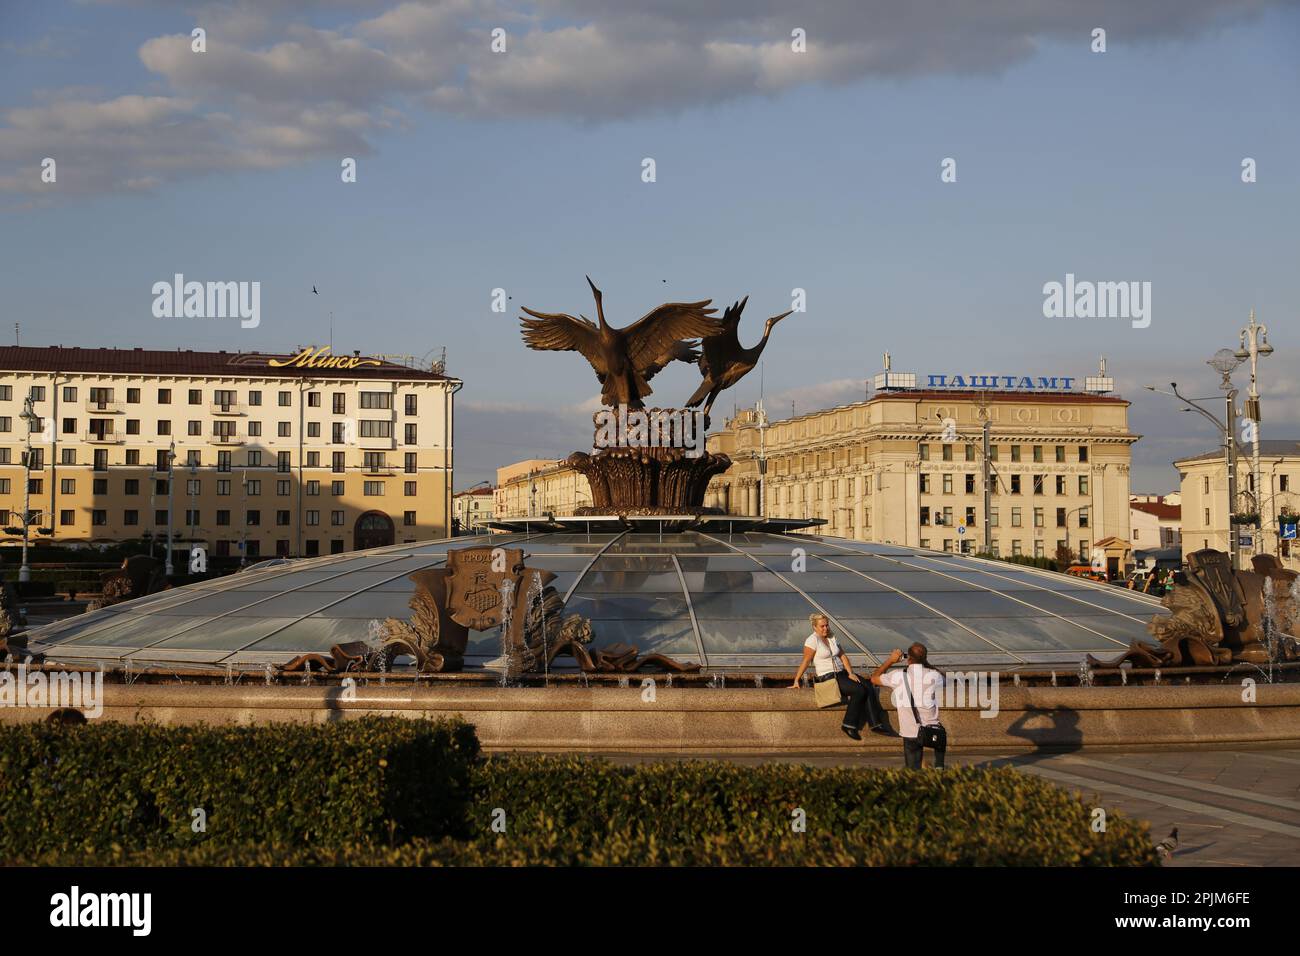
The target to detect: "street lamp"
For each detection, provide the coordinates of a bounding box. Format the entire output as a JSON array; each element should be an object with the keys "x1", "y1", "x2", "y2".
[
  {"x1": 1235, "y1": 309, "x2": 1273, "y2": 554},
  {"x1": 18, "y1": 396, "x2": 37, "y2": 583},
  {"x1": 164, "y1": 441, "x2": 176, "y2": 576},
  {"x1": 1146, "y1": 349, "x2": 1246, "y2": 569}
]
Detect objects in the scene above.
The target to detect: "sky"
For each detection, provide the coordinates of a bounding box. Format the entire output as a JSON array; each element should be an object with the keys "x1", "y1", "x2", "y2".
[{"x1": 2, "y1": 0, "x2": 1298, "y2": 491}]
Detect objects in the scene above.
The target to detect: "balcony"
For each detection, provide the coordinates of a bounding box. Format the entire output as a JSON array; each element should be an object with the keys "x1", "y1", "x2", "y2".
[
  {"x1": 210, "y1": 402, "x2": 245, "y2": 415},
  {"x1": 84, "y1": 400, "x2": 124, "y2": 414},
  {"x1": 81, "y1": 430, "x2": 124, "y2": 444},
  {"x1": 211, "y1": 433, "x2": 246, "y2": 445}
]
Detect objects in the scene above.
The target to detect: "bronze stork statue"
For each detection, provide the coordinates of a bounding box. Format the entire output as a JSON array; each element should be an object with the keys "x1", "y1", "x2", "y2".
[
  {"x1": 686, "y1": 296, "x2": 794, "y2": 419},
  {"x1": 520, "y1": 277, "x2": 720, "y2": 409}
]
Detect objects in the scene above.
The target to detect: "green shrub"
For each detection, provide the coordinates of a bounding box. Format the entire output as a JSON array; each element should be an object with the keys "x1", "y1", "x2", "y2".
[{"x1": 0, "y1": 717, "x2": 479, "y2": 859}]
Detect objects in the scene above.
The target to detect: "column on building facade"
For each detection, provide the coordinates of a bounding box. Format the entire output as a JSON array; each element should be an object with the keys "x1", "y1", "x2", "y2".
[{"x1": 854, "y1": 473, "x2": 866, "y2": 538}]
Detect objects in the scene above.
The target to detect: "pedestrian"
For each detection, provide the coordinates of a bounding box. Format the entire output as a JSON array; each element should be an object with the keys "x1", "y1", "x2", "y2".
[
  {"x1": 870, "y1": 643, "x2": 946, "y2": 768},
  {"x1": 790, "y1": 612, "x2": 891, "y2": 739}
]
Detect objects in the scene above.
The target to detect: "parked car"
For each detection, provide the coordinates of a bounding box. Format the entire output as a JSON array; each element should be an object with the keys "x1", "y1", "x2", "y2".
[{"x1": 1064, "y1": 564, "x2": 1108, "y2": 582}]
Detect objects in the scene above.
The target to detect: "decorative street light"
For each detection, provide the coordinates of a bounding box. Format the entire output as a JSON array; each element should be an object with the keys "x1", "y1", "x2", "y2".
[
  {"x1": 1235, "y1": 309, "x2": 1273, "y2": 554},
  {"x1": 1147, "y1": 347, "x2": 1246, "y2": 569},
  {"x1": 18, "y1": 396, "x2": 37, "y2": 583},
  {"x1": 165, "y1": 440, "x2": 176, "y2": 576}
]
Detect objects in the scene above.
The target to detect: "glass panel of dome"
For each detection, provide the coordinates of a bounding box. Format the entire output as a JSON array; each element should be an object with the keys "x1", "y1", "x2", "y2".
[
  {"x1": 921, "y1": 591, "x2": 1045, "y2": 618},
  {"x1": 838, "y1": 617, "x2": 1013, "y2": 655},
  {"x1": 148, "y1": 618, "x2": 304, "y2": 651},
  {"x1": 1063, "y1": 614, "x2": 1161, "y2": 643},
  {"x1": 296, "y1": 571, "x2": 428, "y2": 592},
  {"x1": 313, "y1": 592, "x2": 427, "y2": 618},
  {"x1": 854, "y1": 571, "x2": 986, "y2": 593},
  {"x1": 696, "y1": 617, "x2": 815, "y2": 654},
  {"x1": 812, "y1": 591, "x2": 950, "y2": 619},
  {"x1": 241, "y1": 618, "x2": 367, "y2": 653},
  {"x1": 580, "y1": 570, "x2": 683, "y2": 592},
  {"x1": 53, "y1": 614, "x2": 181, "y2": 647},
  {"x1": 566, "y1": 594, "x2": 689, "y2": 620},
  {"x1": 689, "y1": 592, "x2": 817, "y2": 619},
  {"x1": 148, "y1": 591, "x2": 292, "y2": 616},
  {"x1": 815, "y1": 554, "x2": 913, "y2": 573},
  {"x1": 580, "y1": 618, "x2": 698, "y2": 656},
  {"x1": 682, "y1": 569, "x2": 810, "y2": 593},
  {"x1": 966, "y1": 617, "x2": 1127, "y2": 651},
  {"x1": 225, "y1": 591, "x2": 361, "y2": 617},
  {"x1": 677, "y1": 556, "x2": 773, "y2": 572}
]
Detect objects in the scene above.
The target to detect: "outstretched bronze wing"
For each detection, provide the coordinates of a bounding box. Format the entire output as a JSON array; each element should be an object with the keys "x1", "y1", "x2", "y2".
[
  {"x1": 643, "y1": 340, "x2": 700, "y2": 382},
  {"x1": 519, "y1": 308, "x2": 603, "y2": 368},
  {"x1": 622, "y1": 301, "x2": 720, "y2": 374}
]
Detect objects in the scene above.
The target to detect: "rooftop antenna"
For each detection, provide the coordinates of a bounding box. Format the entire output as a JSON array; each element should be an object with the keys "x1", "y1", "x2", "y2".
[{"x1": 13, "y1": 323, "x2": 18, "y2": 346}]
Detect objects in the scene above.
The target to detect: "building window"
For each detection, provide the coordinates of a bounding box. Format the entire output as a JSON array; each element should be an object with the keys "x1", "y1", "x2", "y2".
[
  {"x1": 217, "y1": 510, "x2": 230, "y2": 526},
  {"x1": 28, "y1": 386, "x2": 46, "y2": 402},
  {"x1": 185, "y1": 509, "x2": 200, "y2": 526},
  {"x1": 276, "y1": 510, "x2": 290, "y2": 526},
  {"x1": 333, "y1": 393, "x2": 346, "y2": 414},
  {"x1": 1033, "y1": 507, "x2": 1044, "y2": 527},
  {"x1": 278, "y1": 422, "x2": 291, "y2": 438},
  {"x1": 93, "y1": 478, "x2": 108, "y2": 495},
  {"x1": 919, "y1": 444, "x2": 930, "y2": 461},
  {"x1": 188, "y1": 389, "x2": 202, "y2": 405},
  {"x1": 364, "y1": 481, "x2": 385, "y2": 496},
  {"x1": 920, "y1": 506, "x2": 931, "y2": 526},
  {"x1": 93, "y1": 449, "x2": 108, "y2": 472},
  {"x1": 124, "y1": 510, "x2": 138, "y2": 526},
  {"x1": 60, "y1": 509, "x2": 75, "y2": 526},
  {"x1": 248, "y1": 391, "x2": 262, "y2": 406},
  {"x1": 246, "y1": 479, "x2": 261, "y2": 495},
  {"x1": 246, "y1": 510, "x2": 261, "y2": 526},
  {"x1": 332, "y1": 481, "x2": 345, "y2": 496},
  {"x1": 188, "y1": 420, "x2": 201, "y2": 436},
  {"x1": 1204, "y1": 508, "x2": 1210, "y2": 525},
  {"x1": 277, "y1": 480, "x2": 290, "y2": 496},
  {"x1": 1079, "y1": 507, "x2": 1089, "y2": 528},
  {"x1": 331, "y1": 422, "x2": 346, "y2": 443},
  {"x1": 1055, "y1": 446, "x2": 1065, "y2": 463},
  {"x1": 308, "y1": 392, "x2": 321, "y2": 408},
  {"x1": 214, "y1": 389, "x2": 236, "y2": 409},
  {"x1": 404, "y1": 423, "x2": 417, "y2": 444},
  {"x1": 248, "y1": 450, "x2": 262, "y2": 467},
  {"x1": 404, "y1": 511, "x2": 416, "y2": 526},
  {"x1": 305, "y1": 539, "x2": 319, "y2": 557},
  {"x1": 218, "y1": 451, "x2": 231, "y2": 473},
  {"x1": 942, "y1": 506, "x2": 953, "y2": 527},
  {"x1": 965, "y1": 445, "x2": 975, "y2": 462},
  {"x1": 127, "y1": 388, "x2": 140, "y2": 404},
  {"x1": 0, "y1": 385, "x2": 9, "y2": 401},
  {"x1": 331, "y1": 510, "x2": 345, "y2": 526},
  {"x1": 405, "y1": 453, "x2": 417, "y2": 474},
  {"x1": 155, "y1": 510, "x2": 167, "y2": 526},
  {"x1": 1011, "y1": 507, "x2": 1022, "y2": 527},
  {"x1": 278, "y1": 451, "x2": 291, "y2": 473},
  {"x1": 404, "y1": 481, "x2": 417, "y2": 496},
  {"x1": 364, "y1": 451, "x2": 386, "y2": 472},
  {"x1": 308, "y1": 422, "x2": 320, "y2": 438},
  {"x1": 942, "y1": 474, "x2": 953, "y2": 495},
  {"x1": 942, "y1": 444, "x2": 953, "y2": 462},
  {"x1": 307, "y1": 451, "x2": 320, "y2": 467},
  {"x1": 278, "y1": 391, "x2": 292, "y2": 407},
  {"x1": 124, "y1": 449, "x2": 137, "y2": 466},
  {"x1": 965, "y1": 507, "x2": 976, "y2": 526},
  {"x1": 124, "y1": 479, "x2": 139, "y2": 495},
  {"x1": 1054, "y1": 475, "x2": 1065, "y2": 494},
  {"x1": 990, "y1": 508, "x2": 999, "y2": 527},
  {"x1": 1079, "y1": 475, "x2": 1089, "y2": 494},
  {"x1": 360, "y1": 392, "x2": 392, "y2": 409},
  {"x1": 0, "y1": 417, "x2": 9, "y2": 433},
  {"x1": 61, "y1": 417, "x2": 76, "y2": 435},
  {"x1": 186, "y1": 450, "x2": 200, "y2": 467},
  {"x1": 1033, "y1": 475, "x2": 1044, "y2": 495},
  {"x1": 331, "y1": 539, "x2": 345, "y2": 554},
  {"x1": 1010, "y1": 446, "x2": 1021, "y2": 463},
  {"x1": 332, "y1": 452, "x2": 345, "y2": 473},
  {"x1": 360, "y1": 420, "x2": 392, "y2": 439},
  {"x1": 1281, "y1": 475, "x2": 1290, "y2": 492},
  {"x1": 307, "y1": 480, "x2": 320, "y2": 496},
  {"x1": 187, "y1": 479, "x2": 200, "y2": 496},
  {"x1": 127, "y1": 419, "x2": 140, "y2": 435},
  {"x1": 157, "y1": 420, "x2": 172, "y2": 436},
  {"x1": 1010, "y1": 475, "x2": 1021, "y2": 494},
  {"x1": 919, "y1": 474, "x2": 930, "y2": 494},
  {"x1": 247, "y1": 421, "x2": 262, "y2": 437},
  {"x1": 965, "y1": 473, "x2": 975, "y2": 494},
  {"x1": 92, "y1": 510, "x2": 107, "y2": 526},
  {"x1": 158, "y1": 389, "x2": 171, "y2": 404},
  {"x1": 217, "y1": 480, "x2": 230, "y2": 495},
  {"x1": 306, "y1": 510, "x2": 320, "y2": 526},
  {"x1": 1056, "y1": 507, "x2": 1066, "y2": 527},
  {"x1": 1078, "y1": 446, "x2": 1089, "y2": 462}
]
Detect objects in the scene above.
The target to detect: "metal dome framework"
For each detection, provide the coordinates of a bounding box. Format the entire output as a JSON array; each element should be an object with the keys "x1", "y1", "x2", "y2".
[{"x1": 25, "y1": 525, "x2": 1167, "y2": 672}]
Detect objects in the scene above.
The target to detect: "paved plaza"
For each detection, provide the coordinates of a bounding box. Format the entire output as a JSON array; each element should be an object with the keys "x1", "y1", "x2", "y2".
[{"x1": 602, "y1": 747, "x2": 1300, "y2": 867}]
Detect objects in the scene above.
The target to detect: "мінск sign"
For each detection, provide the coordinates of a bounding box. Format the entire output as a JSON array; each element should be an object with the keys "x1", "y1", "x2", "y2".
[{"x1": 925, "y1": 375, "x2": 1077, "y2": 390}]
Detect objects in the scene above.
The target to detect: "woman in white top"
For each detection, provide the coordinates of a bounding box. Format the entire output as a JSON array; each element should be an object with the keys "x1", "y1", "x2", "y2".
[{"x1": 790, "y1": 612, "x2": 890, "y2": 740}]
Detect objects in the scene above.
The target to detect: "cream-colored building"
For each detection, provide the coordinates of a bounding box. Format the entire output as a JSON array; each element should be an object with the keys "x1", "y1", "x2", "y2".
[
  {"x1": 1175, "y1": 440, "x2": 1300, "y2": 566},
  {"x1": 495, "y1": 458, "x2": 591, "y2": 518},
  {"x1": 0, "y1": 345, "x2": 460, "y2": 562},
  {"x1": 452, "y1": 486, "x2": 495, "y2": 534},
  {"x1": 1129, "y1": 496, "x2": 1182, "y2": 551},
  {"x1": 707, "y1": 367, "x2": 1138, "y2": 571}
]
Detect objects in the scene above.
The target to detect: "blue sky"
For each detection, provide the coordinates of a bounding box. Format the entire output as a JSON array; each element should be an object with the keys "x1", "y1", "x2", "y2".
[{"x1": 2, "y1": 0, "x2": 1298, "y2": 488}]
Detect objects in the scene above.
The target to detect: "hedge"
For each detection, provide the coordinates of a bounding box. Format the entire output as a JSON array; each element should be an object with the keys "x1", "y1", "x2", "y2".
[
  {"x1": 5, "y1": 730, "x2": 1159, "y2": 865},
  {"x1": 0, "y1": 717, "x2": 480, "y2": 858}
]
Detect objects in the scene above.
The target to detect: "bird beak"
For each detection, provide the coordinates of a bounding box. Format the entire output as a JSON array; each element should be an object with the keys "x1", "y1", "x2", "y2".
[{"x1": 770, "y1": 310, "x2": 794, "y2": 326}]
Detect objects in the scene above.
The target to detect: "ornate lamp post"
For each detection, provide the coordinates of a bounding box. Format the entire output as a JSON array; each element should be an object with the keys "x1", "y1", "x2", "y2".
[
  {"x1": 164, "y1": 440, "x2": 176, "y2": 576},
  {"x1": 1235, "y1": 310, "x2": 1273, "y2": 553},
  {"x1": 18, "y1": 396, "x2": 37, "y2": 583}
]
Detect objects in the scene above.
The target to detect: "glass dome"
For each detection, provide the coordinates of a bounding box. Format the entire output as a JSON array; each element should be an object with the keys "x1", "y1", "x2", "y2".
[{"x1": 25, "y1": 526, "x2": 1168, "y2": 671}]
